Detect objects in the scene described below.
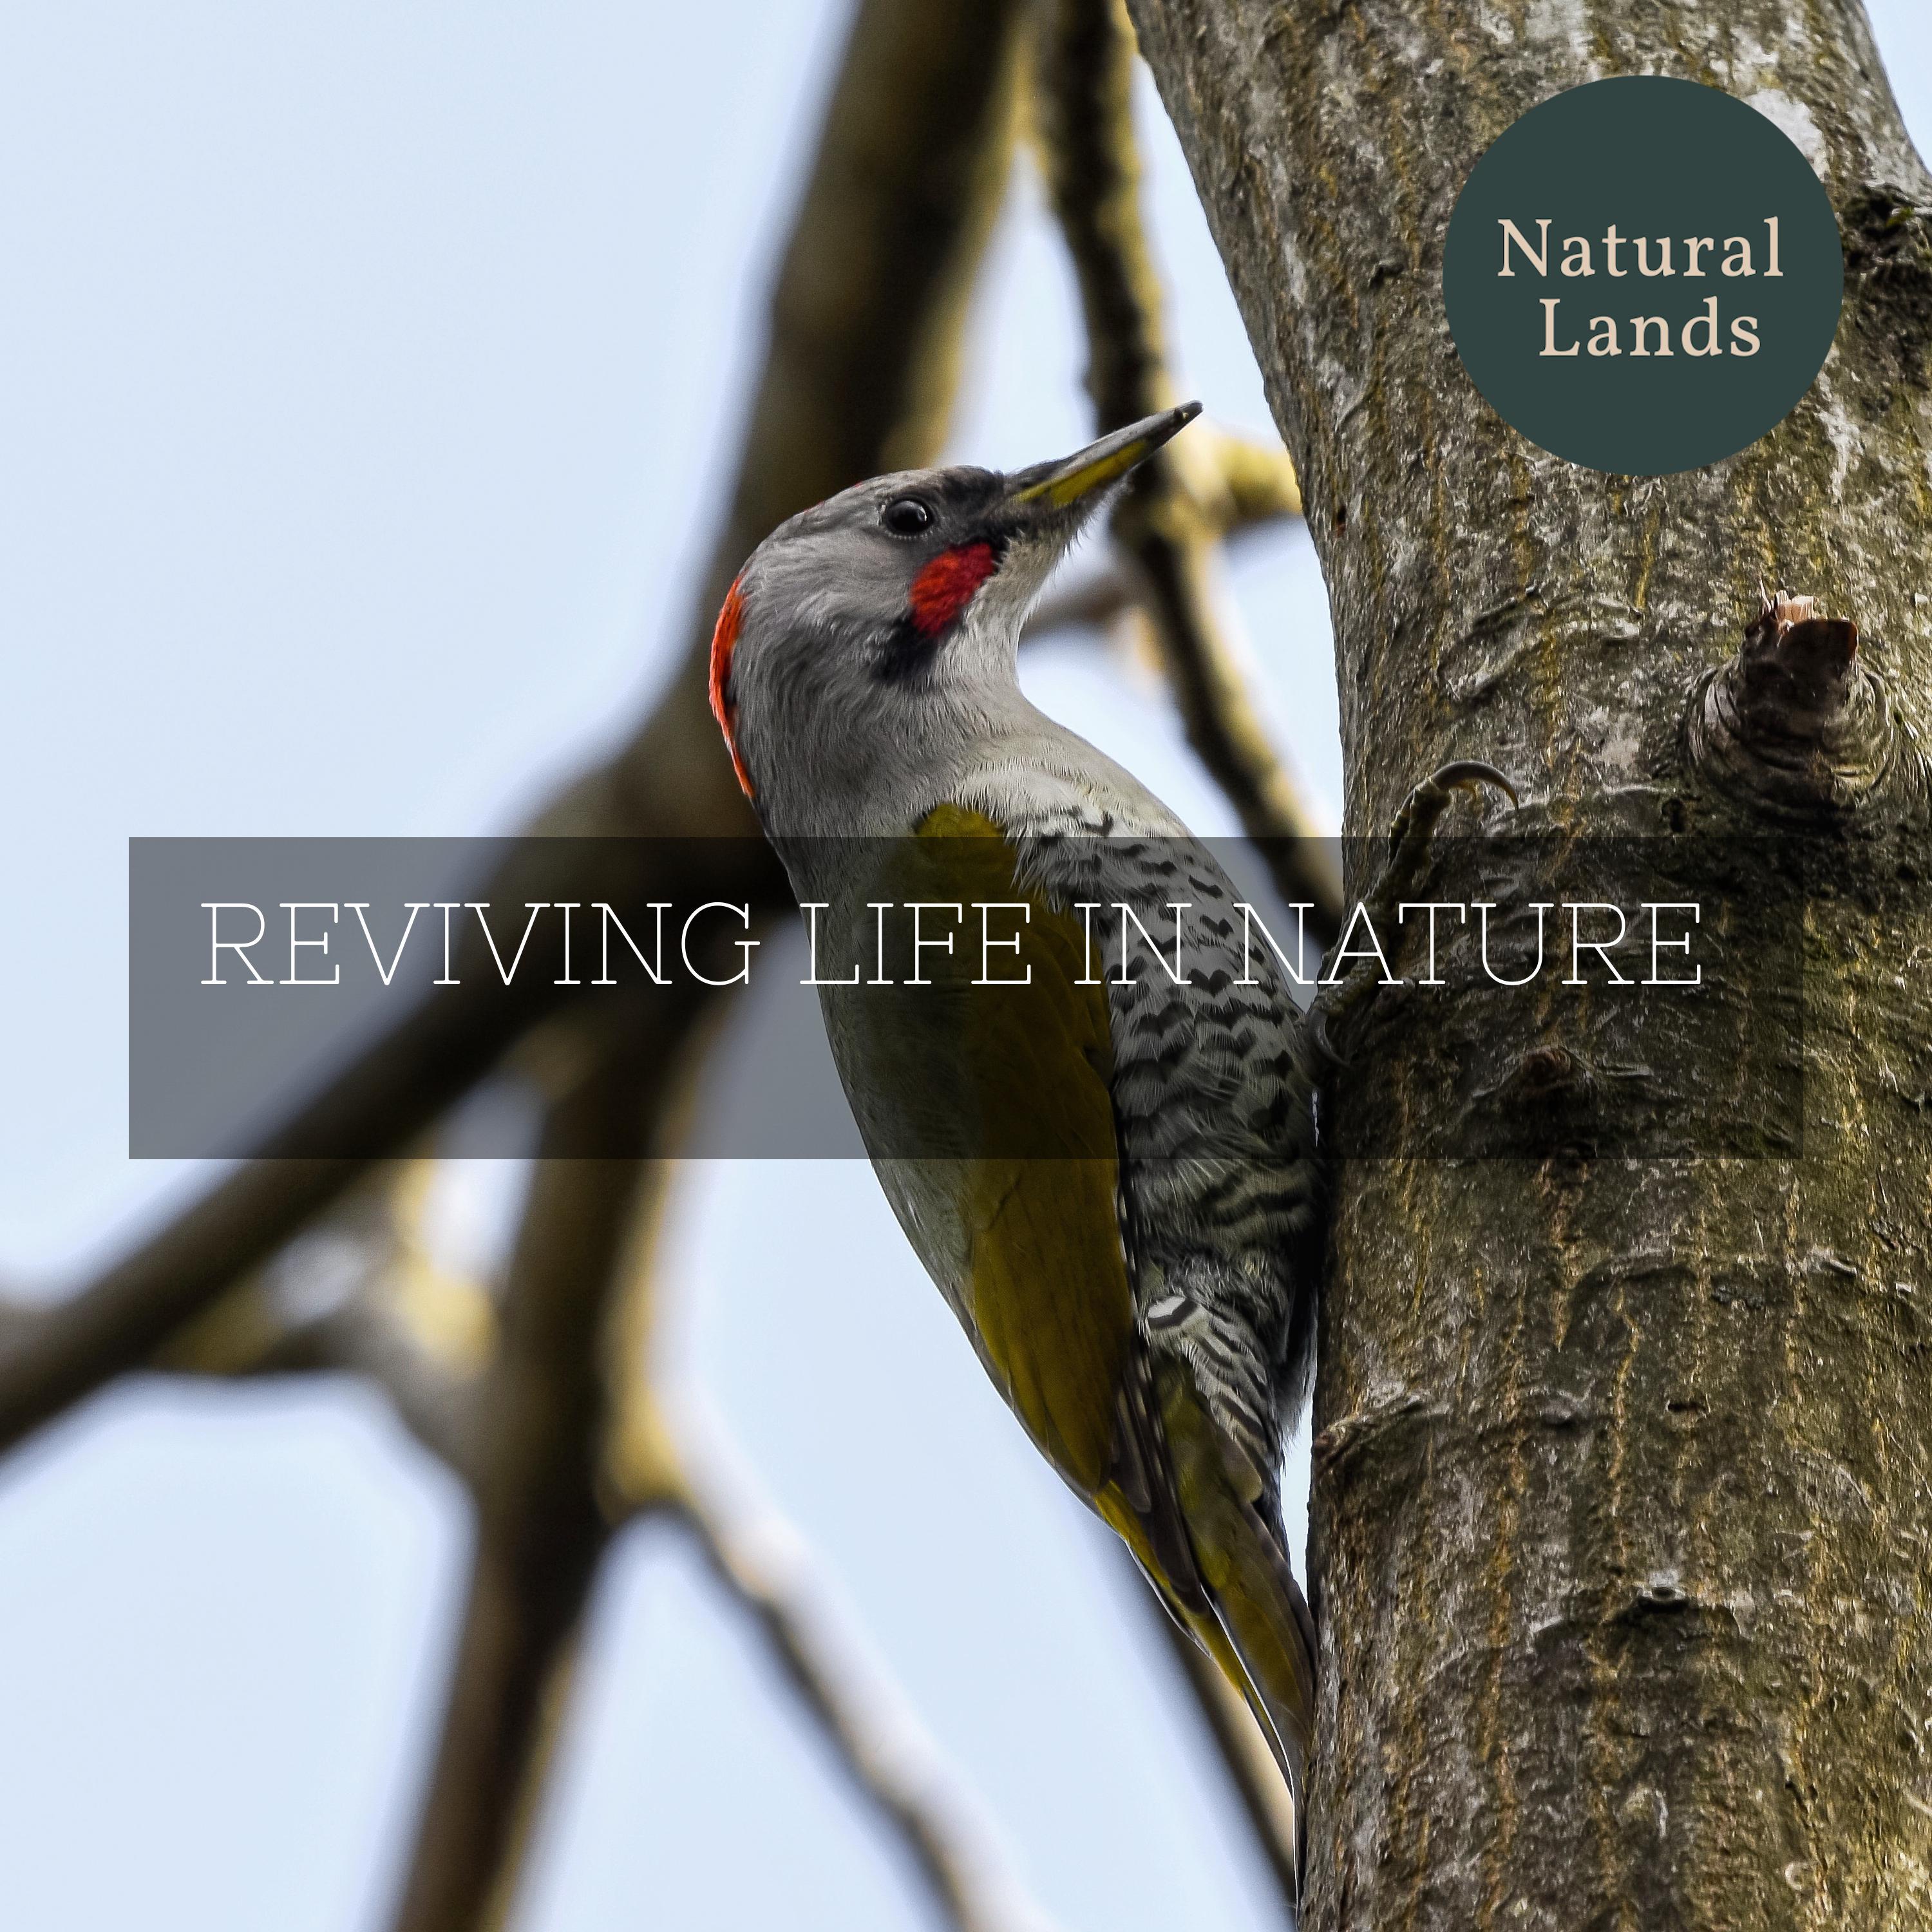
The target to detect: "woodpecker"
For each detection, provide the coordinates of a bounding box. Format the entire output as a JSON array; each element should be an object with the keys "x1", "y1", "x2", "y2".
[{"x1": 710, "y1": 404, "x2": 1321, "y2": 1871}]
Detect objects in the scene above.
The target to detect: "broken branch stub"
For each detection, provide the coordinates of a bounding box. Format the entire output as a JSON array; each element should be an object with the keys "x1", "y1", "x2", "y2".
[{"x1": 1690, "y1": 587, "x2": 1929, "y2": 815}]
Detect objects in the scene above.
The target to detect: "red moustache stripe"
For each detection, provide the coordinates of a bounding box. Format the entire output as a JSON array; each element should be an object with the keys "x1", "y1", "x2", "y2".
[{"x1": 907, "y1": 542, "x2": 998, "y2": 636}]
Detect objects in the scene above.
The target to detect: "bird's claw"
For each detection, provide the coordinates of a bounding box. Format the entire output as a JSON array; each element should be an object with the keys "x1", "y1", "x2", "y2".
[
  {"x1": 1383, "y1": 759, "x2": 1520, "y2": 856},
  {"x1": 1427, "y1": 758, "x2": 1519, "y2": 810},
  {"x1": 1311, "y1": 759, "x2": 1521, "y2": 1077},
  {"x1": 1306, "y1": 1000, "x2": 1351, "y2": 1073}
]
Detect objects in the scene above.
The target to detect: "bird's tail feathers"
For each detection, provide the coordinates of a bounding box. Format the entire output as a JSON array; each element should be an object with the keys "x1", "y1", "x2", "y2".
[
  {"x1": 1098, "y1": 1353, "x2": 1316, "y2": 1891},
  {"x1": 1153, "y1": 1368, "x2": 1317, "y2": 1893},
  {"x1": 1204, "y1": 1517, "x2": 1316, "y2": 1838}
]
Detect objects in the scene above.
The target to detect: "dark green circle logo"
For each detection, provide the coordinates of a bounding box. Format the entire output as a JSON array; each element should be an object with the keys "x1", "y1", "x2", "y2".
[{"x1": 1443, "y1": 77, "x2": 1843, "y2": 475}]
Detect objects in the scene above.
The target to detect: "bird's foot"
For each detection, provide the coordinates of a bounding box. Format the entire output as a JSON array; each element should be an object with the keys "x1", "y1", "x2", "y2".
[{"x1": 1309, "y1": 760, "x2": 1519, "y2": 1068}]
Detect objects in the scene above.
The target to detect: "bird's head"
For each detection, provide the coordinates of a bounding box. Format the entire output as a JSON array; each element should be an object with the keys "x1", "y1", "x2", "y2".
[{"x1": 709, "y1": 402, "x2": 1200, "y2": 831}]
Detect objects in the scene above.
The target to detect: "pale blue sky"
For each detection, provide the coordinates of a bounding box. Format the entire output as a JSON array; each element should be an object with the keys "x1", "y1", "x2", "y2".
[{"x1": 3, "y1": 6, "x2": 1927, "y2": 1929}]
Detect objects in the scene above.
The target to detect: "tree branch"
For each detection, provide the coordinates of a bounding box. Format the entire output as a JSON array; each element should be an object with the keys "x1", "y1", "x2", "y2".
[
  {"x1": 0, "y1": 0, "x2": 1030, "y2": 1465},
  {"x1": 636, "y1": 1432, "x2": 1059, "y2": 1932},
  {"x1": 153, "y1": 1160, "x2": 489, "y2": 1479},
  {"x1": 1133, "y1": 1590, "x2": 1303, "y2": 1914},
  {"x1": 386, "y1": 1022, "x2": 677, "y2": 1932},
  {"x1": 1032, "y1": 0, "x2": 1340, "y2": 939},
  {"x1": 138, "y1": 1132, "x2": 1059, "y2": 1932},
  {"x1": 595, "y1": 1150, "x2": 1061, "y2": 1932},
  {"x1": 1688, "y1": 587, "x2": 1931, "y2": 817},
  {"x1": 1019, "y1": 426, "x2": 1303, "y2": 645}
]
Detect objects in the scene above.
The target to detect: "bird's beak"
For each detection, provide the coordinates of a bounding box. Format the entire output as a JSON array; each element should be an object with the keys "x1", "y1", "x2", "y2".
[{"x1": 1004, "y1": 401, "x2": 1202, "y2": 511}]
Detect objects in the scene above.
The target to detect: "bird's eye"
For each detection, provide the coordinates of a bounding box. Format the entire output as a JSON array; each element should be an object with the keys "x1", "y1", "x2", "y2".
[{"x1": 881, "y1": 497, "x2": 933, "y2": 536}]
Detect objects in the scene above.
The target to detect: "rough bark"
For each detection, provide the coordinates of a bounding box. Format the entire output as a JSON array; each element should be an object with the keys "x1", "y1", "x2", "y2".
[{"x1": 1126, "y1": 3, "x2": 1932, "y2": 1926}]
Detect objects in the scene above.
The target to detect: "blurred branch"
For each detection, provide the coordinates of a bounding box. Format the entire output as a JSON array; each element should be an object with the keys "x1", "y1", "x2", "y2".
[
  {"x1": 600, "y1": 1170, "x2": 1058, "y2": 1932},
  {"x1": 142, "y1": 1130, "x2": 1057, "y2": 1932},
  {"x1": 1033, "y1": 0, "x2": 1341, "y2": 942},
  {"x1": 0, "y1": 0, "x2": 1030, "y2": 1466},
  {"x1": 388, "y1": 7, "x2": 1036, "y2": 1925},
  {"x1": 673, "y1": 1481, "x2": 1053, "y2": 1932},
  {"x1": 1137, "y1": 1591, "x2": 1305, "y2": 1909},
  {"x1": 388, "y1": 1024, "x2": 675, "y2": 1932},
  {"x1": 1198, "y1": 422, "x2": 1305, "y2": 528},
  {"x1": 1034, "y1": 0, "x2": 1320, "y2": 1915},
  {"x1": 616, "y1": 1417, "x2": 1059, "y2": 1932},
  {"x1": 605, "y1": 1219, "x2": 1056, "y2": 1932},
  {"x1": 0, "y1": 1158, "x2": 374, "y2": 1457},
  {"x1": 1023, "y1": 563, "x2": 1146, "y2": 645},
  {"x1": 6, "y1": 5, "x2": 1323, "y2": 1922},
  {"x1": 1020, "y1": 424, "x2": 1302, "y2": 645},
  {"x1": 154, "y1": 1160, "x2": 490, "y2": 1479}
]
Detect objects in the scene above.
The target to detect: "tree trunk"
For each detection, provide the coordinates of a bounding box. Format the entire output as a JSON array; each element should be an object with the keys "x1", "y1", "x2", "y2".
[{"x1": 1126, "y1": 3, "x2": 1932, "y2": 1925}]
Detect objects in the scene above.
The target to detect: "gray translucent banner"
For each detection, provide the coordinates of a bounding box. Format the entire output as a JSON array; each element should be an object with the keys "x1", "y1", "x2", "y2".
[{"x1": 129, "y1": 835, "x2": 1805, "y2": 1160}]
